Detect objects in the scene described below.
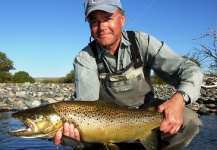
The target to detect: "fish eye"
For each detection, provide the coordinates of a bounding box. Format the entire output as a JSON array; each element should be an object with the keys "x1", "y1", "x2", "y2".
[{"x1": 29, "y1": 115, "x2": 43, "y2": 122}]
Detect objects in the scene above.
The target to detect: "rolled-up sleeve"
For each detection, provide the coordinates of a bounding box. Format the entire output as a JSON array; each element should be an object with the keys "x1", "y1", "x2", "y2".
[{"x1": 73, "y1": 46, "x2": 100, "y2": 100}]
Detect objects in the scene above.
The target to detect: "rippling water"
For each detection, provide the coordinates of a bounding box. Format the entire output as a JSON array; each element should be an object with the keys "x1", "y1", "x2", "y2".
[{"x1": 0, "y1": 112, "x2": 216, "y2": 150}]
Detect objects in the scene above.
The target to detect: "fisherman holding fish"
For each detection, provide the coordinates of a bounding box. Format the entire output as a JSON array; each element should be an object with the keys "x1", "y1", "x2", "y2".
[{"x1": 54, "y1": 0, "x2": 204, "y2": 149}]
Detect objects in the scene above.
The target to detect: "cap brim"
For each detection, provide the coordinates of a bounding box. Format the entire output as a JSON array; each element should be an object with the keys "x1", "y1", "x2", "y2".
[{"x1": 85, "y1": 5, "x2": 117, "y2": 21}]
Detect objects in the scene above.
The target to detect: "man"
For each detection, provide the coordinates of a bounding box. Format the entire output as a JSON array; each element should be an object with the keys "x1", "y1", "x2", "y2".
[{"x1": 54, "y1": 0, "x2": 204, "y2": 149}]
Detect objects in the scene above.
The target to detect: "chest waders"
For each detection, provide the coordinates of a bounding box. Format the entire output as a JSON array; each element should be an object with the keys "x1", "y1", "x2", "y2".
[{"x1": 89, "y1": 31, "x2": 153, "y2": 108}]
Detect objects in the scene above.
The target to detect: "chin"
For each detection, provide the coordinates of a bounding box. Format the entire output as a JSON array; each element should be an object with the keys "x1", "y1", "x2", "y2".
[{"x1": 96, "y1": 40, "x2": 110, "y2": 47}]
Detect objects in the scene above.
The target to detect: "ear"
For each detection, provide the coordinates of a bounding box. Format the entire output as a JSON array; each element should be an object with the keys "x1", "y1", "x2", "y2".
[{"x1": 120, "y1": 14, "x2": 126, "y2": 27}]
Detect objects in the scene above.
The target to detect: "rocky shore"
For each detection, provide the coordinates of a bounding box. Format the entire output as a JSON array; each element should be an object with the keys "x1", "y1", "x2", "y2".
[
  {"x1": 0, "y1": 83, "x2": 74, "y2": 111},
  {"x1": 0, "y1": 82, "x2": 216, "y2": 115}
]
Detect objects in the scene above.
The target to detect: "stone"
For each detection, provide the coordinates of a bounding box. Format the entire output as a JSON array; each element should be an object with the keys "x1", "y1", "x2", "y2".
[
  {"x1": 13, "y1": 100, "x2": 26, "y2": 110},
  {"x1": 0, "y1": 94, "x2": 4, "y2": 99},
  {"x1": 209, "y1": 109, "x2": 217, "y2": 113},
  {"x1": 15, "y1": 91, "x2": 26, "y2": 97},
  {"x1": 206, "y1": 104, "x2": 216, "y2": 108},
  {"x1": 46, "y1": 98, "x2": 57, "y2": 104},
  {"x1": 25, "y1": 100, "x2": 41, "y2": 108}
]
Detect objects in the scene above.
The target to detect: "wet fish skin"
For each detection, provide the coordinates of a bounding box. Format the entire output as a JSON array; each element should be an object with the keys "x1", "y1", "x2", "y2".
[{"x1": 8, "y1": 100, "x2": 164, "y2": 150}]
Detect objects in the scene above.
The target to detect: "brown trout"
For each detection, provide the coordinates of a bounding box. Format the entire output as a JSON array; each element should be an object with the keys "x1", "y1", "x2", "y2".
[{"x1": 8, "y1": 100, "x2": 163, "y2": 150}]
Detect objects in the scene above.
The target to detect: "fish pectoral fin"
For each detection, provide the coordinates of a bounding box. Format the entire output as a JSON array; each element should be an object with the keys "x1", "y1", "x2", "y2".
[
  {"x1": 62, "y1": 134, "x2": 104, "y2": 150},
  {"x1": 62, "y1": 134, "x2": 84, "y2": 150},
  {"x1": 104, "y1": 143, "x2": 120, "y2": 150},
  {"x1": 140, "y1": 131, "x2": 158, "y2": 150}
]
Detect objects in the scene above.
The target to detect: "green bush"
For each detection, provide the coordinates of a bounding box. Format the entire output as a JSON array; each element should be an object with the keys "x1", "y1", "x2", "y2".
[
  {"x1": 151, "y1": 75, "x2": 166, "y2": 84},
  {"x1": 41, "y1": 79, "x2": 56, "y2": 83},
  {"x1": 41, "y1": 78, "x2": 59, "y2": 83},
  {"x1": 0, "y1": 72, "x2": 13, "y2": 83},
  {"x1": 12, "y1": 71, "x2": 35, "y2": 83},
  {"x1": 55, "y1": 70, "x2": 74, "y2": 83},
  {"x1": 40, "y1": 70, "x2": 74, "y2": 83}
]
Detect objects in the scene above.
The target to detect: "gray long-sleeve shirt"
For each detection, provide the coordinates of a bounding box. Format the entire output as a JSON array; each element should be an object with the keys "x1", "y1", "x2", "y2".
[{"x1": 73, "y1": 30, "x2": 204, "y2": 103}]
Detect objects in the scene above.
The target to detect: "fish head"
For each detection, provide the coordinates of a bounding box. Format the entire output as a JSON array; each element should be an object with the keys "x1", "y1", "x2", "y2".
[{"x1": 8, "y1": 104, "x2": 63, "y2": 139}]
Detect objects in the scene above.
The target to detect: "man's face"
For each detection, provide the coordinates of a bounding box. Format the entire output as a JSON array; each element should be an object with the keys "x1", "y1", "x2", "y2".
[{"x1": 88, "y1": 9, "x2": 125, "y2": 50}]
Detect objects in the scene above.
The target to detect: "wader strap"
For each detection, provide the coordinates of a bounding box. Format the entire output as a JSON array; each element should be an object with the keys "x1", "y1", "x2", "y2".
[
  {"x1": 89, "y1": 31, "x2": 143, "y2": 74},
  {"x1": 89, "y1": 41, "x2": 108, "y2": 73},
  {"x1": 127, "y1": 31, "x2": 143, "y2": 69}
]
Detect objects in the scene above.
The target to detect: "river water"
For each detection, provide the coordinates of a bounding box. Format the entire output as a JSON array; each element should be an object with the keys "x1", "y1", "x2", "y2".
[{"x1": 0, "y1": 112, "x2": 216, "y2": 150}]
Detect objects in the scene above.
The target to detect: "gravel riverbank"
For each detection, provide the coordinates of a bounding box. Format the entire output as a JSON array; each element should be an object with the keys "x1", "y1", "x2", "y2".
[{"x1": 0, "y1": 83, "x2": 216, "y2": 115}]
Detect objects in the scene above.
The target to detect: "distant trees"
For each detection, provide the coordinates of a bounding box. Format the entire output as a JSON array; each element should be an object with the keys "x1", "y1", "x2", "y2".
[
  {"x1": 0, "y1": 72, "x2": 13, "y2": 83},
  {"x1": 63, "y1": 70, "x2": 74, "y2": 83},
  {"x1": 182, "y1": 55, "x2": 201, "y2": 67},
  {"x1": 0, "y1": 51, "x2": 35, "y2": 83},
  {"x1": 0, "y1": 52, "x2": 15, "y2": 72},
  {"x1": 41, "y1": 70, "x2": 74, "y2": 83},
  {"x1": 12, "y1": 71, "x2": 35, "y2": 83},
  {"x1": 190, "y1": 28, "x2": 217, "y2": 74},
  {"x1": 0, "y1": 70, "x2": 35, "y2": 83},
  {"x1": 0, "y1": 52, "x2": 15, "y2": 83}
]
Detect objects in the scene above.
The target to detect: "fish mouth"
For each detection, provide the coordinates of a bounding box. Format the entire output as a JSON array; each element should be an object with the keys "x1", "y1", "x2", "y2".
[{"x1": 8, "y1": 118, "x2": 38, "y2": 138}]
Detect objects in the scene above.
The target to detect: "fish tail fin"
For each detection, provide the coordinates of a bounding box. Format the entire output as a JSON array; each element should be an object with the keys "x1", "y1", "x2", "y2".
[{"x1": 140, "y1": 130, "x2": 158, "y2": 150}]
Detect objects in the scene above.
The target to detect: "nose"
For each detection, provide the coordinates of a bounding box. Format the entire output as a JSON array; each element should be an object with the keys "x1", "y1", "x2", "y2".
[{"x1": 98, "y1": 21, "x2": 107, "y2": 31}]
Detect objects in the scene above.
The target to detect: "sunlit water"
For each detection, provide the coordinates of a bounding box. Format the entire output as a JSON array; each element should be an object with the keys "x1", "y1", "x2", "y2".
[{"x1": 0, "y1": 112, "x2": 216, "y2": 150}]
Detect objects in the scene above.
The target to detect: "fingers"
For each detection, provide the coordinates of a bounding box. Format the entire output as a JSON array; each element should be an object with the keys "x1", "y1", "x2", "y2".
[
  {"x1": 158, "y1": 104, "x2": 164, "y2": 113},
  {"x1": 69, "y1": 123, "x2": 74, "y2": 137},
  {"x1": 158, "y1": 97, "x2": 184, "y2": 135},
  {"x1": 159, "y1": 107, "x2": 182, "y2": 134},
  {"x1": 67, "y1": 123, "x2": 80, "y2": 141},
  {"x1": 54, "y1": 130, "x2": 63, "y2": 145},
  {"x1": 74, "y1": 127, "x2": 80, "y2": 141},
  {"x1": 63, "y1": 122, "x2": 70, "y2": 136},
  {"x1": 170, "y1": 126, "x2": 181, "y2": 134},
  {"x1": 169, "y1": 126, "x2": 181, "y2": 134},
  {"x1": 54, "y1": 122, "x2": 81, "y2": 146},
  {"x1": 160, "y1": 116, "x2": 182, "y2": 134}
]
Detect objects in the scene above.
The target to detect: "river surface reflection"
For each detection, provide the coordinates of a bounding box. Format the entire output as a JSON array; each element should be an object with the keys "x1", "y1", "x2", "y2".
[{"x1": 0, "y1": 112, "x2": 216, "y2": 150}]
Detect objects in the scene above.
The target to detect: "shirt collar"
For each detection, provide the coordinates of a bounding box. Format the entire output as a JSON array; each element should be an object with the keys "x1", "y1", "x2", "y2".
[{"x1": 121, "y1": 30, "x2": 131, "y2": 48}]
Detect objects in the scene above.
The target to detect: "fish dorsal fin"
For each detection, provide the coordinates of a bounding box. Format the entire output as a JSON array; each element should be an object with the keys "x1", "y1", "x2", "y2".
[{"x1": 140, "y1": 130, "x2": 158, "y2": 150}]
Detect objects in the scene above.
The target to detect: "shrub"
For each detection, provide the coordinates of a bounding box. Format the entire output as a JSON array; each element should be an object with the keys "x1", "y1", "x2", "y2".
[
  {"x1": 40, "y1": 70, "x2": 74, "y2": 83},
  {"x1": 12, "y1": 71, "x2": 35, "y2": 83},
  {"x1": 0, "y1": 72, "x2": 13, "y2": 83},
  {"x1": 151, "y1": 75, "x2": 166, "y2": 85},
  {"x1": 64, "y1": 70, "x2": 74, "y2": 83},
  {"x1": 55, "y1": 70, "x2": 74, "y2": 83}
]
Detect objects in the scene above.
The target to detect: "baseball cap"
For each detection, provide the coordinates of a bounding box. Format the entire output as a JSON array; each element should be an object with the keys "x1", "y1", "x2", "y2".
[{"x1": 84, "y1": 0, "x2": 122, "y2": 21}]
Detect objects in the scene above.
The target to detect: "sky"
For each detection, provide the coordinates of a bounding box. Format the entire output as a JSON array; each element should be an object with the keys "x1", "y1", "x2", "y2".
[{"x1": 0, "y1": 0, "x2": 216, "y2": 78}]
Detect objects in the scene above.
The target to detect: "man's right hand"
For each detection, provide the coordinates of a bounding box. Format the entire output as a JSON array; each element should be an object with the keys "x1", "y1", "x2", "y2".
[{"x1": 54, "y1": 122, "x2": 80, "y2": 146}]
